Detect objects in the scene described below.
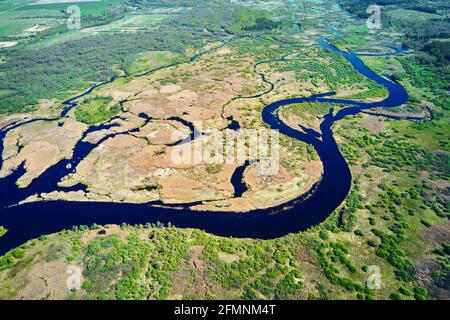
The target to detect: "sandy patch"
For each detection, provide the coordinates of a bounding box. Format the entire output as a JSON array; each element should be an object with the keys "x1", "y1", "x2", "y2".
[
  {"x1": 140, "y1": 89, "x2": 159, "y2": 98},
  {"x1": 158, "y1": 175, "x2": 207, "y2": 202},
  {"x1": 150, "y1": 127, "x2": 183, "y2": 144},
  {"x1": 84, "y1": 114, "x2": 146, "y2": 144},
  {"x1": 224, "y1": 77, "x2": 245, "y2": 92},
  {"x1": 24, "y1": 24, "x2": 51, "y2": 33},
  {"x1": 109, "y1": 91, "x2": 134, "y2": 101},
  {"x1": 0, "y1": 41, "x2": 18, "y2": 48},
  {"x1": 133, "y1": 121, "x2": 187, "y2": 145},
  {"x1": 106, "y1": 134, "x2": 141, "y2": 149},
  {"x1": 16, "y1": 141, "x2": 60, "y2": 187},
  {"x1": 80, "y1": 225, "x2": 123, "y2": 245},
  {"x1": 242, "y1": 156, "x2": 321, "y2": 210},
  {"x1": 273, "y1": 166, "x2": 294, "y2": 182},
  {"x1": 128, "y1": 144, "x2": 193, "y2": 173},
  {"x1": 192, "y1": 197, "x2": 255, "y2": 212},
  {"x1": 245, "y1": 165, "x2": 262, "y2": 192},
  {"x1": 167, "y1": 90, "x2": 198, "y2": 103},
  {"x1": 180, "y1": 107, "x2": 218, "y2": 123},
  {"x1": 37, "y1": 99, "x2": 59, "y2": 113},
  {"x1": 40, "y1": 190, "x2": 87, "y2": 202},
  {"x1": 128, "y1": 99, "x2": 176, "y2": 118},
  {"x1": 214, "y1": 164, "x2": 237, "y2": 195},
  {"x1": 63, "y1": 121, "x2": 87, "y2": 138},
  {"x1": 218, "y1": 252, "x2": 240, "y2": 263},
  {"x1": 164, "y1": 90, "x2": 200, "y2": 114},
  {"x1": 217, "y1": 47, "x2": 231, "y2": 55},
  {"x1": 160, "y1": 84, "x2": 181, "y2": 94},
  {"x1": 59, "y1": 135, "x2": 160, "y2": 203},
  {"x1": 0, "y1": 119, "x2": 87, "y2": 187},
  {"x1": 127, "y1": 145, "x2": 161, "y2": 174},
  {"x1": 189, "y1": 245, "x2": 205, "y2": 271},
  {"x1": 306, "y1": 160, "x2": 323, "y2": 178},
  {"x1": 361, "y1": 116, "x2": 385, "y2": 133},
  {"x1": 17, "y1": 258, "x2": 74, "y2": 300}
]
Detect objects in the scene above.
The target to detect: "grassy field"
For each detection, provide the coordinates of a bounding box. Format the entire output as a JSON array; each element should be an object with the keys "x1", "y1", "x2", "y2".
[
  {"x1": 75, "y1": 96, "x2": 120, "y2": 124},
  {"x1": 386, "y1": 9, "x2": 442, "y2": 22},
  {"x1": 0, "y1": 10, "x2": 61, "y2": 37},
  {"x1": 0, "y1": 0, "x2": 128, "y2": 38},
  {"x1": 81, "y1": 13, "x2": 170, "y2": 33},
  {"x1": 0, "y1": 0, "x2": 34, "y2": 12},
  {"x1": 125, "y1": 50, "x2": 182, "y2": 74},
  {"x1": 20, "y1": 0, "x2": 127, "y2": 16}
]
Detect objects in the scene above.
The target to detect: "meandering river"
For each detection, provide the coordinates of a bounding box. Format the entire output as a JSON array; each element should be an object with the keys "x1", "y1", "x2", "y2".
[{"x1": 0, "y1": 26, "x2": 408, "y2": 255}]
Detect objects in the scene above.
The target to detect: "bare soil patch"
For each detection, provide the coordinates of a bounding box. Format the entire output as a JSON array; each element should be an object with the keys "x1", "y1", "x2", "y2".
[
  {"x1": 361, "y1": 116, "x2": 385, "y2": 133},
  {"x1": 17, "y1": 258, "x2": 72, "y2": 300},
  {"x1": 0, "y1": 41, "x2": 18, "y2": 48},
  {"x1": 160, "y1": 84, "x2": 181, "y2": 94},
  {"x1": 420, "y1": 220, "x2": 450, "y2": 245}
]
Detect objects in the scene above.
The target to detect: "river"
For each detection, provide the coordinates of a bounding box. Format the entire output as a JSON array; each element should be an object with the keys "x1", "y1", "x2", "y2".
[{"x1": 0, "y1": 26, "x2": 408, "y2": 256}]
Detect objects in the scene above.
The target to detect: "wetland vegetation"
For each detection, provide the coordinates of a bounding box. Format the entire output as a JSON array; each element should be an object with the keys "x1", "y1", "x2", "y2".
[{"x1": 0, "y1": 0, "x2": 448, "y2": 301}]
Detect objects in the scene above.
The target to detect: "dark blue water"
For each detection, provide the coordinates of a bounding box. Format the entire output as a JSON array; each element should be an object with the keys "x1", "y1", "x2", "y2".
[
  {"x1": 226, "y1": 116, "x2": 241, "y2": 130},
  {"x1": 0, "y1": 27, "x2": 408, "y2": 256},
  {"x1": 166, "y1": 116, "x2": 200, "y2": 146},
  {"x1": 231, "y1": 160, "x2": 256, "y2": 197}
]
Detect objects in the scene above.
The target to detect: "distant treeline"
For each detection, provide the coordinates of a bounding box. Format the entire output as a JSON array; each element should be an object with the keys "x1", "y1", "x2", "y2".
[
  {"x1": 423, "y1": 41, "x2": 450, "y2": 66},
  {"x1": 0, "y1": 1, "x2": 232, "y2": 114},
  {"x1": 336, "y1": 0, "x2": 450, "y2": 85},
  {"x1": 243, "y1": 17, "x2": 282, "y2": 31},
  {"x1": 336, "y1": 0, "x2": 450, "y2": 18},
  {"x1": 0, "y1": 31, "x2": 210, "y2": 113},
  {"x1": 129, "y1": 0, "x2": 206, "y2": 7},
  {"x1": 0, "y1": 0, "x2": 279, "y2": 114},
  {"x1": 336, "y1": 0, "x2": 450, "y2": 48}
]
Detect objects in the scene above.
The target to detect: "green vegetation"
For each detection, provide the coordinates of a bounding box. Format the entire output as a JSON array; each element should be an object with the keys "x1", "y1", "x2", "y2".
[
  {"x1": 227, "y1": 6, "x2": 282, "y2": 32},
  {"x1": 337, "y1": 0, "x2": 450, "y2": 48},
  {"x1": 342, "y1": 85, "x2": 388, "y2": 100},
  {"x1": 23, "y1": 0, "x2": 127, "y2": 17},
  {"x1": 124, "y1": 51, "x2": 182, "y2": 75},
  {"x1": 75, "y1": 96, "x2": 119, "y2": 124},
  {"x1": 0, "y1": 247, "x2": 24, "y2": 271},
  {"x1": 82, "y1": 234, "x2": 152, "y2": 300},
  {"x1": 430, "y1": 243, "x2": 450, "y2": 293},
  {"x1": 276, "y1": 50, "x2": 387, "y2": 94},
  {"x1": 397, "y1": 58, "x2": 447, "y2": 91},
  {"x1": 372, "y1": 228, "x2": 415, "y2": 282},
  {"x1": 0, "y1": 0, "x2": 448, "y2": 301},
  {"x1": 0, "y1": 30, "x2": 212, "y2": 114},
  {"x1": 315, "y1": 242, "x2": 369, "y2": 295},
  {"x1": 0, "y1": 0, "x2": 239, "y2": 114},
  {"x1": 423, "y1": 41, "x2": 450, "y2": 66},
  {"x1": 337, "y1": 186, "x2": 362, "y2": 232},
  {"x1": 0, "y1": 226, "x2": 6, "y2": 237}
]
